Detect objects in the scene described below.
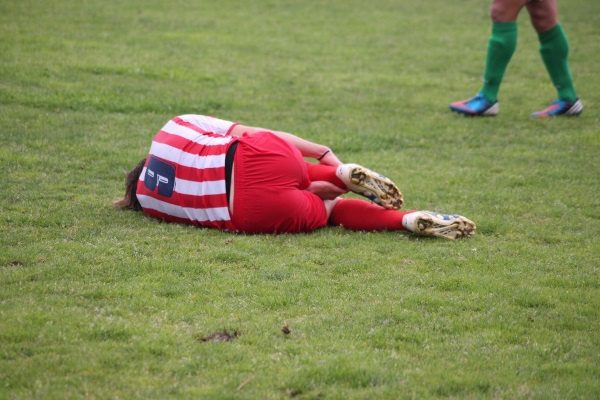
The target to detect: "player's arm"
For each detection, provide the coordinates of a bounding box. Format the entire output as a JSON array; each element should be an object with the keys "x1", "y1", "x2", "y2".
[{"x1": 229, "y1": 124, "x2": 342, "y2": 166}]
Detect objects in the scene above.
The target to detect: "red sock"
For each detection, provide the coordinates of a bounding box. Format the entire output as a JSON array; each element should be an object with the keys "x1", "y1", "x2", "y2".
[
  {"x1": 329, "y1": 199, "x2": 411, "y2": 231},
  {"x1": 305, "y1": 162, "x2": 346, "y2": 189}
]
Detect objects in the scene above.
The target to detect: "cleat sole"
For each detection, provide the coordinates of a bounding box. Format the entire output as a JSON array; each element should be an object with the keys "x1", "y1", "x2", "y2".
[{"x1": 349, "y1": 166, "x2": 404, "y2": 210}]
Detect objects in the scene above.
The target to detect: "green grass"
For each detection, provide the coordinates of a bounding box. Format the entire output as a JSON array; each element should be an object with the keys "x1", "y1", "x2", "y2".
[{"x1": 1, "y1": 0, "x2": 599, "y2": 398}]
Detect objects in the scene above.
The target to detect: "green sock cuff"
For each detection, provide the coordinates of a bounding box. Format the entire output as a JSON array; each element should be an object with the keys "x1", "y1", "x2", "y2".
[
  {"x1": 492, "y1": 21, "x2": 517, "y2": 33},
  {"x1": 538, "y1": 23, "x2": 564, "y2": 43},
  {"x1": 538, "y1": 23, "x2": 562, "y2": 43}
]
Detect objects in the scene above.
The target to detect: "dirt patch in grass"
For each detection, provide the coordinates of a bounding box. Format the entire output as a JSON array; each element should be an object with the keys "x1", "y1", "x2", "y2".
[{"x1": 199, "y1": 330, "x2": 239, "y2": 342}]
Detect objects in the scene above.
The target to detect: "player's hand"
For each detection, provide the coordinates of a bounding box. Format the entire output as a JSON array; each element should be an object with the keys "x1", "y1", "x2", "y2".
[{"x1": 306, "y1": 181, "x2": 348, "y2": 200}]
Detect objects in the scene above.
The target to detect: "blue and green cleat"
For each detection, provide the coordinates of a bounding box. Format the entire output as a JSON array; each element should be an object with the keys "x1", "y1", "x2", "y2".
[
  {"x1": 450, "y1": 93, "x2": 499, "y2": 116},
  {"x1": 531, "y1": 99, "x2": 583, "y2": 117}
]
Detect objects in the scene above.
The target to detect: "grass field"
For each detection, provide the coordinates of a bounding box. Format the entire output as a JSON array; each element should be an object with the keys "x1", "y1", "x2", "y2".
[{"x1": 1, "y1": 0, "x2": 599, "y2": 398}]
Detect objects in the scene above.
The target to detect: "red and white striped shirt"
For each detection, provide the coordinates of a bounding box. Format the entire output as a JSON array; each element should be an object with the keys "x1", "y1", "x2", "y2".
[{"x1": 136, "y1": 115, "x2": 238, "y2": 230}]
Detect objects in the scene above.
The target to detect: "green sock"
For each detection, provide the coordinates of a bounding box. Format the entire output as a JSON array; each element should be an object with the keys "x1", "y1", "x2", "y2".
[
  {"x1": 480, "y1": 22, "x2": 518, "y2": 104},
  {"x1": 538, "y1": 23, "x2": 578, "y2": 102}
]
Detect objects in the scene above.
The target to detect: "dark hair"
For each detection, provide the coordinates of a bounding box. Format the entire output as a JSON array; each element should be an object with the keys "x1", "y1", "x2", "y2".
[{"x1": 114, "y1": 158, "x2": 146, "y2": 211}]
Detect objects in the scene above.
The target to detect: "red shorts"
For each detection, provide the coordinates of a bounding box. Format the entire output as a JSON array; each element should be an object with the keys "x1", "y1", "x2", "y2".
[{"x1": 230, "y1": 132, "x2": 328, "y2": 233}]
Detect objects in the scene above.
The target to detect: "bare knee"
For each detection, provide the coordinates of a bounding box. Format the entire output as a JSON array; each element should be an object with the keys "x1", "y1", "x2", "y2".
[
  {"x1": 526, "y1": 0, "x2": 558, "y2": 33},
  {"x1": 490, "y1": 0, "x2": 526, "y2": 23},
  {"x1": 324, "y1": 197, "x2": 341, "y2": 219}
]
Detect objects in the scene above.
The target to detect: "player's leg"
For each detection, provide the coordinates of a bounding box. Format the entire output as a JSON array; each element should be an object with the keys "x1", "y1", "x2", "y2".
[
  {"x1": 527, "y1": 0, "x2": 582, "y2": 117},
  {"x1": 329, "y1": 199, "x2": 476, "y2": 239},
  {"x1": 305, "y1": 162, "x2": 345, "y2": 189},
  {"x1": 230, "y1": 132, "x2": 330, "y2": 233},
  {"x1": 305, "y1": 162, "x2": 403, "y2": 210},
  {"x1": 450, "y1": 0, "x2": 526, "y2": 116},
  {"x1": 329, "y1": 199, "x2": 407, "y2": 231}
]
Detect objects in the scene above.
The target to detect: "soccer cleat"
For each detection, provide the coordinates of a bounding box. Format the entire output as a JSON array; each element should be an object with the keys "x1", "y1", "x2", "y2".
[
  {"x1": 336, "y1": 164, "x2": 403, "y2": 210},
  {"x1": 531, "y1": 98, "x2": 583, "y2": 117},
  {"x1": 450, "y1": 93, "x2": 499, "y2": 116},
  {"x1": 402, "y1": 211, "x2": 476, "y2": 240}
]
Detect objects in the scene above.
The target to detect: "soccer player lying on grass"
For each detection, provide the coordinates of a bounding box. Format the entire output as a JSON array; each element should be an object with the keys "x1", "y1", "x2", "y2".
[{"x1": 115, "y1": 114, "x2": 476, "y2": 239}]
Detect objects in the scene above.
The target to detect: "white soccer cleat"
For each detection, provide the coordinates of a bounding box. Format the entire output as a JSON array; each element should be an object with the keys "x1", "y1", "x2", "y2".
[
  {"x1": 336, "y1": 163, "x2": 403, "y2": 210},
  {"x1": 402, "y1": 211, "x2": 476, "y2": 239}
]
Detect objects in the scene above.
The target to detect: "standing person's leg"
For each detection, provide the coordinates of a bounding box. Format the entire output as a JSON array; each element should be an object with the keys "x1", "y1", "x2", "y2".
[
  {"x1": 527, "y1": 0, "x2": 582, "y2": 117},
  {"x1": 450, "y1": 0, "x2": 527, "y2": 116}
]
